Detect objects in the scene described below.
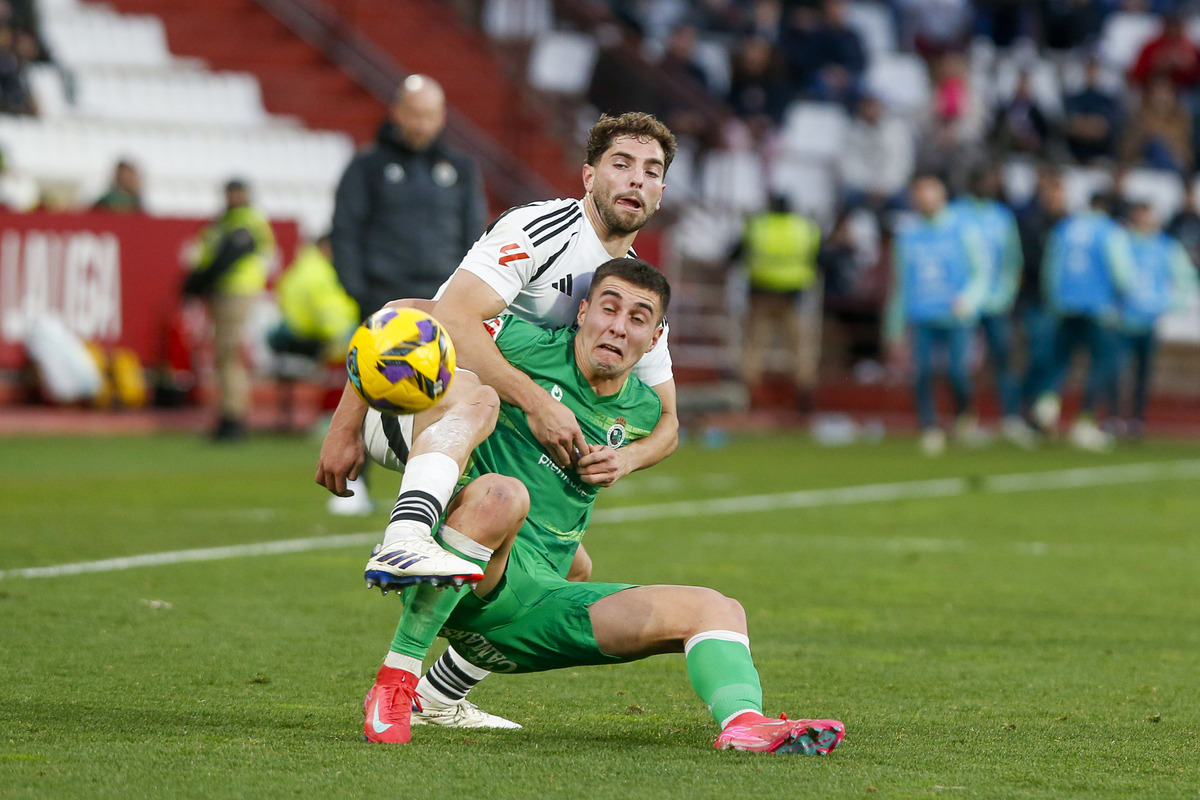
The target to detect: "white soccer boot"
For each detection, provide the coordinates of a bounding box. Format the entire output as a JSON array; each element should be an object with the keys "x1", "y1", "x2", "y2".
[
  {"x1": 411, "y1": 697, "x2": 523, "y2": 729},
  {"x1": 1001, "y1": 416, "x2": 1039, "y2": 450},
  {"x1": 364, "y1": 538, "x2": 484, "y2": 592},
  {"x1": 1068, "y1": 418, "x2": 1114, "y2": 453},
  {"x1": 919, "y1": 427, "x2": 946, "y2": 456}
]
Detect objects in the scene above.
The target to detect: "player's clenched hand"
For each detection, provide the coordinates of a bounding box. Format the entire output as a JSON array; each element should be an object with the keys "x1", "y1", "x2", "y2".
[
  {"x1": 576, "y1": 445, "x2": 630, "y2": 487},
  {"x1": 315, "y1": 424, "x2": 366, "y2": 497},
  {"x1": 527, "y1": 395, "x2": 588, "y2": 469}
]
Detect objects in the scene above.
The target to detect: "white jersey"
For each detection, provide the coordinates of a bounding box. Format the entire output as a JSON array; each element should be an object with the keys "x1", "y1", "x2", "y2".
[{"x1": 436, "y1": 197, "x2": 673, "y2": 386}]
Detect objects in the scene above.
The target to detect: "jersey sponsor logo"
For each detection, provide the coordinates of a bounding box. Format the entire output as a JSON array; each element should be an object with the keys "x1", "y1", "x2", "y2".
[
  {"x1": 537, "y1": 453, "x2": 589, "y2": 498},
  {"x1": 482, "y1": 315, "x2": 505, "y2": 341},
  {"x1": 384, "y1": 163, "x2": 405, "y2": 183},
  {"x1": 432, "y1": 161, "x2": 458, "y2": 187},
  {"x1": 498, "y1": 242, "x2": 529, "y2": 268},
  {"x1": 550, "y1": 274, "x2": 574, "y2": 296},
  {"x1": 606, "y1": 418, "x2": 627, "y2": 448},
  {"x1": 549, "y1": 384, "x2": 563, "y2": 401}
]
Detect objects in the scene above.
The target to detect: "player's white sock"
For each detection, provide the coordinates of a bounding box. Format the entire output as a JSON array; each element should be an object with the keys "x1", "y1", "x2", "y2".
[
  {"x1": 382, "y1": 651, "x2": 422, "y2": 675},
  {"x1": 382, "y1": 452, "x2": 461, "y2": 547},
  {"x1": 418, "y1": 647, "x2": 491, "y2": 706}
]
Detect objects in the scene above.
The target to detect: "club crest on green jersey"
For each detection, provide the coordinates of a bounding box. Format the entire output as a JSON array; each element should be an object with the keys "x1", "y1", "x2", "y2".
[{"x1": 607, "y1": 418, "x2": 627, "y2": 448}]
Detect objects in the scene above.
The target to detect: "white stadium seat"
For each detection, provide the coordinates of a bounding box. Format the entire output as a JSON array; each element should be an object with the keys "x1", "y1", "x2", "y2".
[
  {"x1": 781, "y1": 101, "x2": 850, "y2": 162},
  {"x1": 527, "y1": 30, "x2": 599, "y2": 95},
  {"x1": 1098, "y1": 12, "x2": 1160, "y2": 72}
]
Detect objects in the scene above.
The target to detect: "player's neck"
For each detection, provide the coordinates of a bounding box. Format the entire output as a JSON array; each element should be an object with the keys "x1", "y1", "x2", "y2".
[{"x1": 582, "y1": 195, "x2": 638, "y2": 258}]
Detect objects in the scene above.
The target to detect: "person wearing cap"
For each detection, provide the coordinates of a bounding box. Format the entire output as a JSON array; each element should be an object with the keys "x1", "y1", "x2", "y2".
[{"x1": 183, "y1": 178, "x2": 277, "y2": 441}]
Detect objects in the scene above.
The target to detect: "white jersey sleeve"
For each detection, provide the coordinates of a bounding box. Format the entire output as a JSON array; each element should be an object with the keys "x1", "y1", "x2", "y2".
[
  {"x1": 439, "y1": 199, "x2": 579, "y2": 308},
  {"x1": 633, "y1": 321, "x2": 673, "y2": 387}
]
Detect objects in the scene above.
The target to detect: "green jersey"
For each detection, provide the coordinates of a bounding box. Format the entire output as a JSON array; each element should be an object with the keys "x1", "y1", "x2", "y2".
[{"x1": 466, "y1": 315, "x2": 661, "y2": 576}]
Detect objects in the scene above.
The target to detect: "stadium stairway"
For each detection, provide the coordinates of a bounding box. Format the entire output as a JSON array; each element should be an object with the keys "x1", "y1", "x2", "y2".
[{"x1": 102, "y1": 0, "x2": 579, "y2": 194}]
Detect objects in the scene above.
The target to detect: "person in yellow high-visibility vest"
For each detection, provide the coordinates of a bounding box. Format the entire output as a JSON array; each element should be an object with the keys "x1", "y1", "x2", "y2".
[
  {"x1": 269, "y1": 234, "x2": 359, "y2": 361},
  {"x1": 735, "y1": 194, "x2": 822, "y2": 410},
  {"x1": 183, "y1": 178, "x2": 276, "y2": 441}
]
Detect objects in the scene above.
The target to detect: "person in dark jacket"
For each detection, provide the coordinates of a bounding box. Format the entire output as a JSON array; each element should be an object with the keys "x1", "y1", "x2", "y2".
[
  {"x1": 331, "y1": 74, "x2": 486, "y2": 322},
  {"x1": 329, "y1": 73, "x2": 485, "y2": 515}
]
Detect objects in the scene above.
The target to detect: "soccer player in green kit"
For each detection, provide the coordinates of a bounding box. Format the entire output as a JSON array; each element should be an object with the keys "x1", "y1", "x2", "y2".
[{"x1": 359, "y1": 258, "x2": 845, "y2": 754}]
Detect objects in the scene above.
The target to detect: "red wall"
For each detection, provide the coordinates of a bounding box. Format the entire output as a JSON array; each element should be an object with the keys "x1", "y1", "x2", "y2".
[{"x1": 0, "y1": 212, "x2": 299, "y2": 369}]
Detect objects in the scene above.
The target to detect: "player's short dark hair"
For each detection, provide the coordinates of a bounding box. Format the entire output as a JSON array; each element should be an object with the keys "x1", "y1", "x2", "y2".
[
  {"x1": 586, "y1": 113, "x2": 677, "y2": 173},
  {"x1": 589, "y1": 257, "x2": 671, "y2": 321}
]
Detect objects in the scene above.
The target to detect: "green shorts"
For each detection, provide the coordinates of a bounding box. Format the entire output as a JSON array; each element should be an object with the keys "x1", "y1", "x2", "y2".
[{"x1": 441, "y1": 541, "x2": 637, "y2": 674}]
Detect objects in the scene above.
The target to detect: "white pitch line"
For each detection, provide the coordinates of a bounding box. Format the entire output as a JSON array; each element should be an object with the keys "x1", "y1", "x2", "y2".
[
  {"x1": 0, "y1": 532, "x2": 377, "y2": 580},
  {"x1": 3, "y1": 458, "x2": 1199, "y2": 581}
]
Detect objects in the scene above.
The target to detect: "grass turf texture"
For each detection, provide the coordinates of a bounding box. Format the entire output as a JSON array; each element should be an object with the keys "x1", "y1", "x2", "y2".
[{"x1": 1, "y1": 431, "x2": 1197, "y2": 799}]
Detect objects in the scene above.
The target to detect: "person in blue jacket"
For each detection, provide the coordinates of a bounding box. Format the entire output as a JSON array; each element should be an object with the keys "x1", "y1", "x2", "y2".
[
  {"x1": 950, "y1": 164, "x2": 1037, "y2": 448},
  {"x1": 885, "y1": 172, "x2": 990, "y2": 455},
  {"x1": 1108, "y1": 201, "x2": 1199, "y2": 438},
  {"x1": 1034, "y1": 192, "x2": 1135, "y2": 451}
]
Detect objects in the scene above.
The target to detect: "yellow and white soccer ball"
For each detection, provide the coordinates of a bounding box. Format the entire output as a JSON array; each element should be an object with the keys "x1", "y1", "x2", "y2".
[{"x1": 346, "y1": 307, "x2": 456, "y2": 413}]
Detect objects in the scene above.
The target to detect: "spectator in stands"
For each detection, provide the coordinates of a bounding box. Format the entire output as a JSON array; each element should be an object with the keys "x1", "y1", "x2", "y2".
[
  {"x1": 990, "y1": 70, "x2": 1052, "y2": 158},
  {"x1": 727, "y1": 36, "x2": 789, "y2": 131},
  {"x1": 884, "y1": 172, "x2": 990, "y2": 455},
  {"x1": 901, "y1": 0, "x2": 972, "y2": 60},
  {"x1": 92, "y1": 160, "x2": 143, "y2": 213},
  {"x1": 1033, "y1": 191, "x2": 1134, "y2": 451},
  {"x1": 182, "y1": 178, "x2": 276, "y2": 442},
  {"x1": 1039, "y1": 0, "x2": 1105, "y2": 54},
  {"x1": 950, "y1": 163, "x2": 1036, "y2": 447},
  {"x1": 733, "y1": 194, "x2": 823, "y2": 411},
  {"x1": 1111, "y1": 200, "x2": 1199, "y2": 438},
  {"x1": 331, "y1": 74, "x2": 484, "y2": 319},
  {"x1": 840, "y1": 92, "x2": 915, "y2": 216},
  {"x1": 804, "y1": 0, "x2": 867, "y2": 107},
  {"x1": 0, "y1": 23, "x2": 34, "y2": 115},
  {"x1": 1121, "y1": 74, "x2": 1192, "y2": 172},
  {"x1": 1062, "y1": 56, "x2": 1124, "y2": 164},
  {"x1": 1166, "y1": 176, "x2": 1200, "y2": 267},
  {"x1": 916, "y1": 52, "x2": 986, "y2": 195},
  {"x1": 329, "y1": 73, "x2": 484, "y2": 512},
  {"x1": 1016, "y1": 166, "x2": 1070, "y2": 414},
  {"x1": 658, "y1": 23, "x2": 715, "y2": 94},
  {"x1": 1128, "y1": 11, "x2": 1200, "y2": 92}
]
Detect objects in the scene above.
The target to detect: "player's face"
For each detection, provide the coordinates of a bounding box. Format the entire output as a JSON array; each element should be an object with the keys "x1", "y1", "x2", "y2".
[
  {"x1": 574, "y1": 277, "x2": 663, "y2": 385},
  {"x1": 583, "y1": 136, "x2": 667, "y2": 236}
]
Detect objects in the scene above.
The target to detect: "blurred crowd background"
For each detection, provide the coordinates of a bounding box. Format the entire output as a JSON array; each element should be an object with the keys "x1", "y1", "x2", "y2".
[{"x1": 2, "y1": 0, "x2": 1200, "y2": 448}]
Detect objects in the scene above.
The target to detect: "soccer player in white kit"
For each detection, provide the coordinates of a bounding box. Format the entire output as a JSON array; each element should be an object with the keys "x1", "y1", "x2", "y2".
[{"x1": 314, "y1": 112, "x2": 679, "y2": 727}]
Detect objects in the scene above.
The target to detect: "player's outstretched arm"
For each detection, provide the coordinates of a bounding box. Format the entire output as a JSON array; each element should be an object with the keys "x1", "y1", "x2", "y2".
[
  {"x1": 315, "y1": 381, "x2": 369, "y2": 496},
  {"x1": 434, "y1": 271, "x2": 587, "y2": 468}
]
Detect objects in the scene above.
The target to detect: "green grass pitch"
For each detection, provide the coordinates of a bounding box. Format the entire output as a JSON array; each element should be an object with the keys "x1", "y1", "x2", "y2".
[{"x1": 1, "y1": 431, "x2": 1197, "y2": 799}]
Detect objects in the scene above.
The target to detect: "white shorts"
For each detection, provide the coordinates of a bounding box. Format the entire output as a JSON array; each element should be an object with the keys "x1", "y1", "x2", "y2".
[{"x1": 362, "y1": 409, "x2": 413, "y2": 473}]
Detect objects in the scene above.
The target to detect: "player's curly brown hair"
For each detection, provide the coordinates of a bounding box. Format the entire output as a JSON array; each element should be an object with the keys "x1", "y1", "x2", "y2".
[{"x1": 585, "y1": 113, "x2": 677, "y2": 173}]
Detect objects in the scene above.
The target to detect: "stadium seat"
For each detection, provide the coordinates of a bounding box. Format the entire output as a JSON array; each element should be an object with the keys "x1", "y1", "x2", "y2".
[
  {"x1": 527, "y1": 30, "x2": 599, "y2": 95},
  {"x1": 700, "y1": 149, "x2": 768, "y2": 213},
  {"x1": 780, "y1": 101, "x2": 850, "y2": 162},
  {"x1": 1124, "y1": 168, "x2": 1185, "y2": 221},
  {"x1": 992, "y1": 53, "x2": 1063, "y2": 117},
  {"x1": 482, "y1": 0, "x2": 554, "y2": 41},
  {"x1": 1098, "y1": 12, "x2": 1160, "y2": 72},
  {"x1": 767, "y1": 156, "x2": 837, "y2": 226},
  {"x1": 847, "y1": 1, "x2": 897, "y2": 58},
  {"x1": 692, "y1": 36, "x2": 733, "y2": 97},
  {"x1": 865, "y1": 53, "x2": 930, "y2": 116}
]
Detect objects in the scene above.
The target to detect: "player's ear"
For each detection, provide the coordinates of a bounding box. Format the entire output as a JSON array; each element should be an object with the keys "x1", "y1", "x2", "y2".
[
  {"x1": 582, "y1": 163, "x2": 595, "y2": 194},
  {"x1": 656, "y1": 183, "x2": 665, "y2": 210},
  {"x1": 577, "y1": 298, "x2": 589, "y2": 326},
  {"x1": 646, "y1": 321, "x2": 663, "y2": 352}
]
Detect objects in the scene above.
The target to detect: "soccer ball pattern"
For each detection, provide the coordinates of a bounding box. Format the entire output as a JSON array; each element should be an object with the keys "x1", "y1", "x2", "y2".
[{"x1": 346, "y1": 307, "x2": 456, "y2": 413}]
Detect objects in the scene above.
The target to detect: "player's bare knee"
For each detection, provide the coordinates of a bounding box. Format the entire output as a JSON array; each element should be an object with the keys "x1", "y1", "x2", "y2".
[
  {"x1": 691, "y1": 588, "x2": 747, "y2": 634},
  {"x1": 462, "y1": 474, "x2": 528, "y2": 547}
]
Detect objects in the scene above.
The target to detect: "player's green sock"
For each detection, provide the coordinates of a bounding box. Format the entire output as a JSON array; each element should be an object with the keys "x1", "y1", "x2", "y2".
[
  {"x1": 684, "y1": 631, "x2": 763, "y2": 727},
  {"x1": 389, "y1": 527, "x2": 492, "y2": 662}
]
